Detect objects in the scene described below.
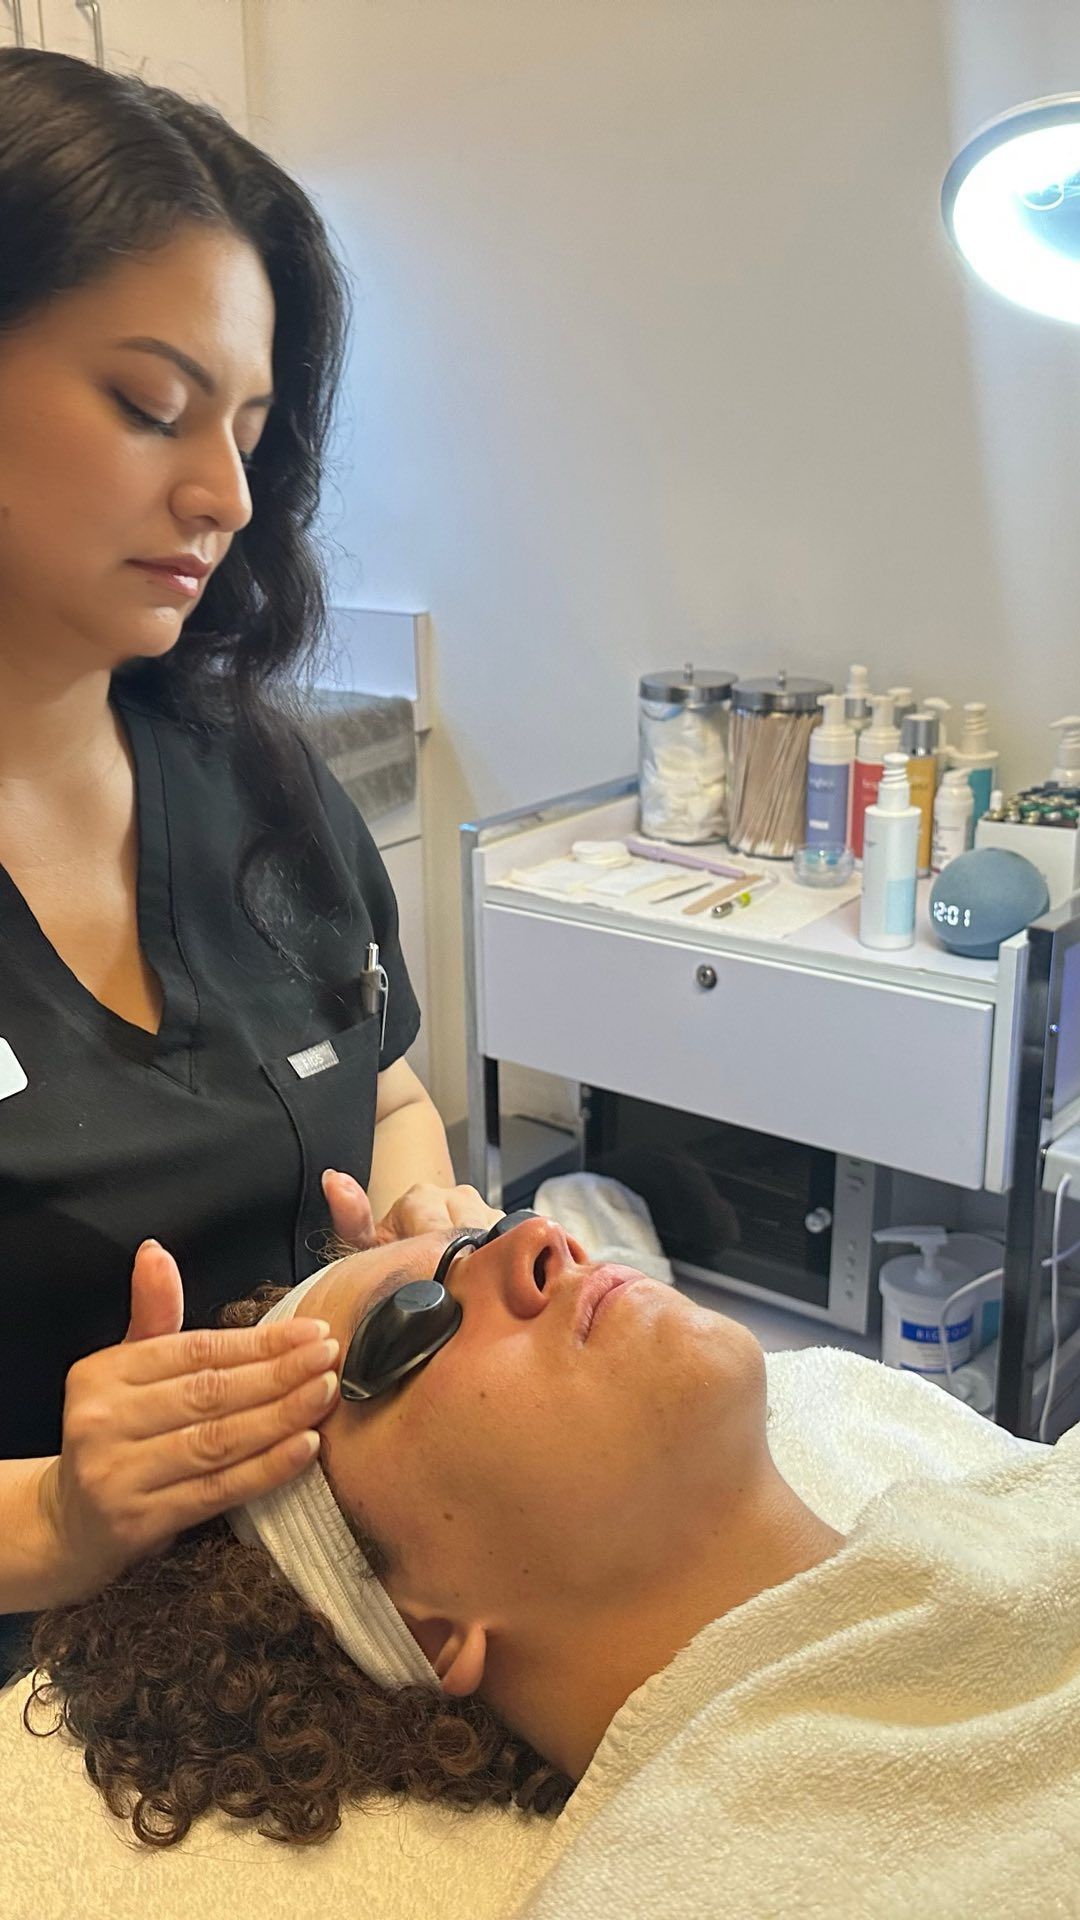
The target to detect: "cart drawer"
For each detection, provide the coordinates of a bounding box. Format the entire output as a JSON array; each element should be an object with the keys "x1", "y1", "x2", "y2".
[{"x1": 480, "y1": 906, "x2": 992, "y2": 1188}]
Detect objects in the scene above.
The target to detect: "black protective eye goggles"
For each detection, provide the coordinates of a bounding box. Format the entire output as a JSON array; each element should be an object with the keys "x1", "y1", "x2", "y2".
[{"x1": 339, "y1": 1209, "x2": 539, "y2": 1403}]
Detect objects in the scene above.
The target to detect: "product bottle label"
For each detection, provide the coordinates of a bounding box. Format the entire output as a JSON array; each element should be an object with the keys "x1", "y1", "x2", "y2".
[
  {"x1": 851, "y1": 760, "x2": 883, "y2": 861},
  {"x1": 907, "y1": 757, "x2": 936, "y2": 872},
  {"x1": 884, "y1": 873, "x2": 916, "y2": 935},
  {"x1": 806, "y1": 763, "x2": 850, "y2": 847},
  {"x1": 931, "y1": 816, "x2": 970, "y2": 873},
  {"x1": 966, "y1": 766, "x2": 993, "y2": 823},
  {"x1": 897, "y1": 1313, "x2": 974, "y2": 1372}
]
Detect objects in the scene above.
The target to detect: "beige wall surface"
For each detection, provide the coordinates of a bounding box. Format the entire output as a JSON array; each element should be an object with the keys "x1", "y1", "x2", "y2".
[{"x1": 244, "y1": 0, "x2": 1080, "y2": 1123}]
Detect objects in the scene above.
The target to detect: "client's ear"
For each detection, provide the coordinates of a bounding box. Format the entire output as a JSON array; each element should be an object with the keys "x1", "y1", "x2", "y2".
[{"x1": 398, "y1": 1608, "x2": 488, "y2": 1697}]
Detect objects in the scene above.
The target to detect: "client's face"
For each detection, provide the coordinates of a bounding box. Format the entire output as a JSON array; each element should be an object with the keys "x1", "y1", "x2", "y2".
[{"x1": 305, "y1": 1218, "x2": 765, "y2": 1640}]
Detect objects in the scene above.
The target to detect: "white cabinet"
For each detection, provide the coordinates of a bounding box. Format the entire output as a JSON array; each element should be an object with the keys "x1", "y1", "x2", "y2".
[
  {"x1": 481, "y1": 902, "x2": 994, "y2": 1188},
  {"x1": 464, "y1": 786, "x2": 1027, "y2": 1195},
  {"x1": 38, "y1": 0, "x2": 248, "y2": 132}
]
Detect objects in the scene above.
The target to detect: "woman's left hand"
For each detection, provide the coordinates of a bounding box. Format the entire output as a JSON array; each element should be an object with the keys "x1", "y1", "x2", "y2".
[{"x1": 322, "y1": 1168, "x2": 503, "y2": 1249}]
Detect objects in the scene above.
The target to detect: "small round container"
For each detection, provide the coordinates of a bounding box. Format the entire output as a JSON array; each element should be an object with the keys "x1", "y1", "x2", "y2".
[
  {"x1": 792, "y1": 843, "x2": 855, "y2": 887},
  {"x1": 571, "y1": 840, "x2": 631, "y2": 868},
  {"x1": 638, "y1": 663, "x2": 737, "y2": 843},
  {"x1": 728, "y1": 671, "x2": 833, "y2": 858}
]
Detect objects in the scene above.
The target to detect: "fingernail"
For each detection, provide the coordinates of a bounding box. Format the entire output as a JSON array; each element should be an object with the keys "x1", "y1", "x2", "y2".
[
  {"x1": 290, "y1": 1318, "x2": 331, "y2": 1340},
  {"x1": 138, "y1": 1238, "x2": 160, "y2": 1254},
  {"x1": 292, "y1": 1431, "x2": 320, "y2": 1465}
]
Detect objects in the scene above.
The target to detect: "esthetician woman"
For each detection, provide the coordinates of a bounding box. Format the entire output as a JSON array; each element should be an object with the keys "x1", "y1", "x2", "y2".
[{"x1": 0, "y1": 49, "x2": 496, "y2": 1677}]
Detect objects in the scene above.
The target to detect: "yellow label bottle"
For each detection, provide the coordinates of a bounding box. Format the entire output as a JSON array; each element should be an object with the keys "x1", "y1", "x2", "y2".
[{"x1": 902, "y1": 711, "x2": 938, "y2": 877}]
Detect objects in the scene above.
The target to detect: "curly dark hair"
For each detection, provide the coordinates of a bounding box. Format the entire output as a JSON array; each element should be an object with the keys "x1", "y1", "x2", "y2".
[
  {"x1": 23, "y1": 1288, "x2": 572, "y2": 1848},
  {"x1": 0, "y1": 47, "x2": 351, "y2": 964}
]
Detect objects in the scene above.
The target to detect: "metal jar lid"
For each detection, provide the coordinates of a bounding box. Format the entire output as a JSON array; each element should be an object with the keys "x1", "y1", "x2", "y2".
[
  {"x1": 639, "y1": 662, "x2": 737, "y2": 707},
  {"x1": 730, "y1": 669, "x2": 833, "y2": 714}
]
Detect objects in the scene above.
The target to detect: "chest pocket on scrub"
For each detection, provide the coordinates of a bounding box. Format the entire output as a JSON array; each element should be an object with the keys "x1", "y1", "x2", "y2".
[{"x1": 261, "y1": 1015, "x2": 382, "y2": 1278}]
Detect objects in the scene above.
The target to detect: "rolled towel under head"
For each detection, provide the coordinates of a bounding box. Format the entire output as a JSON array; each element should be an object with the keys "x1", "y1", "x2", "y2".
[{"x1": 533, "y1": 1172, "x2": 675, "y2": 1286}]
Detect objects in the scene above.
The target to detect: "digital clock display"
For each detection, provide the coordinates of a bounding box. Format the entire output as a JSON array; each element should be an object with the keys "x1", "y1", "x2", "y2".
[{"x1": 932, "y1": 901, "x2": 973, "y2": 929}]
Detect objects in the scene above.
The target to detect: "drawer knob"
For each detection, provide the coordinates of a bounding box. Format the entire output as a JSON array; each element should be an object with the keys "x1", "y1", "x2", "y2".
[{"x1": 695, "y1": 964, "x2": 718, "y2": 991}]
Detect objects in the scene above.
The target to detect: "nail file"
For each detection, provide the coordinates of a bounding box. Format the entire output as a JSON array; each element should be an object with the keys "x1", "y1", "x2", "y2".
[
  {"x1": 625, "y1": 836, "x2": 747, "y2": 879},
  {"x1": 636, "y1": 874, "x2": 716, "y2": 904}
]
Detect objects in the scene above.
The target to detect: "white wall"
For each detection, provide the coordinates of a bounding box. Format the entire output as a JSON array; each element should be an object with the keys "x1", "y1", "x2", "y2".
[{"x1": 244, "y1": 0, "x2": 1080, "y2": 1124}]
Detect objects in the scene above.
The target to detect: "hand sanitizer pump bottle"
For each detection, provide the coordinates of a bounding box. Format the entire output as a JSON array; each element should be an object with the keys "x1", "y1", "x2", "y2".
[{"x1": 874, "y1": 1228, "x2": 976, "y2": 1376}]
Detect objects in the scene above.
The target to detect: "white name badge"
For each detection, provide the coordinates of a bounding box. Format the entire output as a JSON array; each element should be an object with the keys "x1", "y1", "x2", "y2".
[
  {"x1": 287, "y1": 1038, "x2": 340, "y2": 1080},
  {"x1": 0, "y1": 1037, "x2": 28, "y2": 1102}
]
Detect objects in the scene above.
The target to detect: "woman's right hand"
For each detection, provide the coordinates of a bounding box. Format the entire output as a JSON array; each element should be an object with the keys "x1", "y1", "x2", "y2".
[{"x1": 37, "y1": 1239, "x2": 340, "y2": 1603}]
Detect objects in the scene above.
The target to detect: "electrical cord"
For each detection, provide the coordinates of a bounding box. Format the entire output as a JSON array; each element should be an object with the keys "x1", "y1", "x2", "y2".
[{"x1": 934, "y1": 1196, "x2": 1076, "y2": 1439}]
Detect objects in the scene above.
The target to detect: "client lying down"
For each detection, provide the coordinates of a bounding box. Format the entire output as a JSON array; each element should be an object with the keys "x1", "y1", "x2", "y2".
[{"x1": 23, "y1": 1213, "x2": 1080, "y2": 1914}]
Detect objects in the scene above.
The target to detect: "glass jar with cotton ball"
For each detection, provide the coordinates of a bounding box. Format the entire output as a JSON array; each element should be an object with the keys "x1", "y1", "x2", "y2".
[{"x1": 637, "y1": 664, "x2": 736, "y2": 843}]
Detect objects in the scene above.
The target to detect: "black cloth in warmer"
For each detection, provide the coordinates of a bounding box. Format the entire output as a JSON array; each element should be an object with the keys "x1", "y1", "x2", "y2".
[{"x1": 0, "y1": 687, "x2": 420, "y2": 1461}]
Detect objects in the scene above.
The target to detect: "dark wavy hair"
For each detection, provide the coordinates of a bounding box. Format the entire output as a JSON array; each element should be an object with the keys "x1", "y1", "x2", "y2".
[
  {"x1": 0, "y1": 47, "x2": 350, "y2": 957},
  {"x1": 23, "y1": 1287, "x2": 572, "y2": 1848}
]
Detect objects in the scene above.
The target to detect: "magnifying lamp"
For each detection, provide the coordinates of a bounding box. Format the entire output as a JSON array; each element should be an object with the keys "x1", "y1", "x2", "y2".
[{"x1": 942, "y1": 94, "x2": 1080, "y2": 322}]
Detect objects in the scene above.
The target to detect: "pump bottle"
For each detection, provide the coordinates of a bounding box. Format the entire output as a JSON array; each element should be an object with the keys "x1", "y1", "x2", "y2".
[
  {"x1": 1049, "y1": 716, "x2": 1080, "y2": 788},
  {"x1": 843, "y1": 664, "x2": 872, "y2": 740},
  {"x1": 923, "y1": 697, "x2": 952, "y2": 779},
  {"x1": 873, "y1": 1227, "x2": 976, "y2": 1375},
  {"x1": 805, "y1": 694, "x2": 855, "y2": 848},
  {"x1": 931, "y1": 769, "x2": 974, "y2": 872},
  {"x1": 851, "y1": 693, "x2": 900, "y2": 863},
  {"x1": 901, "y1": 711, "x2": 938, "y2": 876},
  {"x1": 859, "y1": 752, "x2": 920, "y2": 949},
  {"x1": 948, "y1": 702, "x2": 999, "y2": 824},
  {"x1": 887, "y1": 686, "x2": 916, "y2": 731}
]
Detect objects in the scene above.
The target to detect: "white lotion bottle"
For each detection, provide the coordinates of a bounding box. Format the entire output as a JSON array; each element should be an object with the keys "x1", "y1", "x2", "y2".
[
  {"x1": 859, "y1": 751, "x2": 920, "y2": 950},
  {"x1": 931, "y1": 768, "x2": 974, "y2": 873},
  {"x1": 1049, "y1": 716, "x2": 1080, "y2": 787},
  {"x1": 948, "y1": 701, "x2": 998, "y2": 823}
]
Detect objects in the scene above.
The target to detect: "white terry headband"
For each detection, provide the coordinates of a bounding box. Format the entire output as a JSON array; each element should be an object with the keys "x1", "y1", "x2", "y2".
[{"x1": 228, "y1": 1268, "x2": 438, "y2": 1692}]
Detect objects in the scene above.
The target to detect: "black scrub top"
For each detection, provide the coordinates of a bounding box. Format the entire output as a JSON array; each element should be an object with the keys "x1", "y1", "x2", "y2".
[{"x1": 0, "y1": 688, "x2": 420, "y2": 1461}]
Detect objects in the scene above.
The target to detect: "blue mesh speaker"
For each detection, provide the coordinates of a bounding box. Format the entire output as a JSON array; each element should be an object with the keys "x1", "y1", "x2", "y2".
[{"x1": 929, "y1": 848, "x2": 1050, "y2": 958}]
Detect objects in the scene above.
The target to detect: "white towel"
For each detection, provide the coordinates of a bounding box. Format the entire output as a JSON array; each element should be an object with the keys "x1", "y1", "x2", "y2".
[
  {"x1": 2, "y1": 1349, "x2": 1062, "y2": 1919},
  {"x1": 514, "y1": 1373, "x2": 1080, "y2": 1920},
  {"x1": 534, "y1": 1173, "x2": 674, "y2": 1285}
]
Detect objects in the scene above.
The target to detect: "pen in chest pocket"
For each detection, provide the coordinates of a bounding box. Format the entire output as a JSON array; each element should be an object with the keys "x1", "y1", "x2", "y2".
[{"x1": 359, "y1": 941, "x2": 389, "y2": 1049}]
